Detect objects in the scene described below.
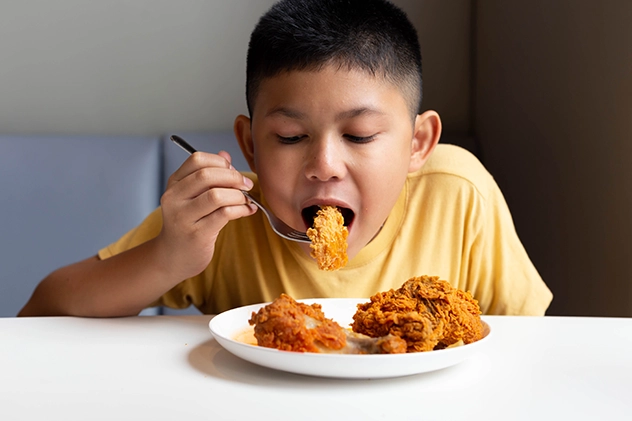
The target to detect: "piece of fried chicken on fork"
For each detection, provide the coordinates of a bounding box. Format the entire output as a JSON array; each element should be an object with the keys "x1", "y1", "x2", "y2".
[
  {"x1": 248, "y1": 294, "x2": 406, "y2": 354},
  {"x1": 306, "y1": 206, "x2": 348, "y2": 271},
  {"x1": 351, "y1": 276, "x2": 484, "y2": 352}
]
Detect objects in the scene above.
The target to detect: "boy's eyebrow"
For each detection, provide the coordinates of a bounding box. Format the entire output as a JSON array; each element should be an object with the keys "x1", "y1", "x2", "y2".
[
  {"x1": 265, "y1": 107, "x2": 306, "y2": 119},
  {"x1": 265, "y1": 106, "x2": 386, "y2": 120},
  {"x1": 335, "y1": 107, "x2": 386, "y2": 121}
]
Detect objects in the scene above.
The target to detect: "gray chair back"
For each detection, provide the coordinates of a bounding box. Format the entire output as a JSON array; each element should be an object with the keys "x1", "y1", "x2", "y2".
[{"x1": 0, "y1": 135, "x2": 161, "y2": 317}]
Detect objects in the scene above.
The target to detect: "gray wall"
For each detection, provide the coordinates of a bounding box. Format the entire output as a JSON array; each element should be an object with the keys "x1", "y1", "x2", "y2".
[
  {"x1": 0, "y1": 0, "x2": 472, "y2": 136},
  {"x1": 0, "y1": 0, "x2": 276, "y2": 135}
]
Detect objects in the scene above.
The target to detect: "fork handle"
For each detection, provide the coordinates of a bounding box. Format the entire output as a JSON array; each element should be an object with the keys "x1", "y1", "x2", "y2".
[
  {"x1": 171, "y1": 135, "x2": 198, "y2": 155},
  {"x1": 242, "y1": 191, "x2": 265, "y2": 212}
]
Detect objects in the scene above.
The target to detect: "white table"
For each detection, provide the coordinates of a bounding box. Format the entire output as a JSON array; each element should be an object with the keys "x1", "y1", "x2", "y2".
[{"x1": 1, "y1": 315, "x2": 631, "y2": 421}]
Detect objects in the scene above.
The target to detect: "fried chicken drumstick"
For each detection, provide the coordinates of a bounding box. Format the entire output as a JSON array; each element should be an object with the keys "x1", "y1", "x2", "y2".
[
  {"x1": 248, "y1": 294, "x2": 407, "y2": 354},
  {"x1": 351, "y1": 276, "x2": 484, "y2": 352},
  {"x1": 248, "y1": 276, "x2": 484, "y2": 354}
]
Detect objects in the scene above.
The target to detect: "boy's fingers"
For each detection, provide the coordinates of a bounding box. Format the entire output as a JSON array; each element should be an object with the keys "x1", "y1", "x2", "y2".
[
  {"x1": 166, "y1": 167, "x2": 253, "y2": 203},
  {"x1": 198, "y1": 201, "x2": 258, "y2": 231},
  {"x1": 166, "y1": 188, "x2": 256, "y2": 237},
  {"x1": 188, "y1": 187, "x2": 253, "y2": 222},
  {"x1": 160, "y1": 149, "x2": 256, "y2": 239},
  {"x1": 217, "y1": 150, "x2": 234, "y2": 168},
  {"x1": 168, "y1": 152, "x2": 232, "y2": 185}
]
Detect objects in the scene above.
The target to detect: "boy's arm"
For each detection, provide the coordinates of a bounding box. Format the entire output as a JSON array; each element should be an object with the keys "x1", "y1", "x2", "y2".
[
  {"x1": 18, "y1": 243, "x2": 170, "y2": 317},
  {"x1": 18, "y1": 151, "x2": 256, "y2": 317}
]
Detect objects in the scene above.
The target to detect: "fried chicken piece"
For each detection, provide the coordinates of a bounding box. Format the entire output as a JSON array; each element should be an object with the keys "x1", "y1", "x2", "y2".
[
  {"x1": 351, "y1": 276, "x2": 484, "y2": 352},
  {"x1": 306, "y1": 206, "x2": 348, "y2": 271},
  {"x1": 248, "y1": 294, "x2": 406, "y2": 354}
]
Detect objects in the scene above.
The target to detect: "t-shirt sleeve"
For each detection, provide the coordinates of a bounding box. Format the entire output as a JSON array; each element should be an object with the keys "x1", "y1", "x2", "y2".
[
  {"x1": 468, "y1": 179, "x2": 553, "y2": 316},
  {"x1": 98, "y1": 207, "x2": 207, "y2": 311},
  {"x1": 98, "y1": 207, "x2": 163, "y2": 260}
]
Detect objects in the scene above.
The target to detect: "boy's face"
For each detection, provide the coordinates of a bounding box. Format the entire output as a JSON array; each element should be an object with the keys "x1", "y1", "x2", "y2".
[{"x1": 236, "y1": 64, "x2": 438, "y2": 260}]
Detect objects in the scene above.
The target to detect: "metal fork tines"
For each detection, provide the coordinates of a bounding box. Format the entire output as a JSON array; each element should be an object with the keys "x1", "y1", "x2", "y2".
[
  {"x1": 170, "y1": 135, "x2": 311, "y2": 243},
  {"x1": 242, "y1": 191, "x2": 311, "y2": 243}
]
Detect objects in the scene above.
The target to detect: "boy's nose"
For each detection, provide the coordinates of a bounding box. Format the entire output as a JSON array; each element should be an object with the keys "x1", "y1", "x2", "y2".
[{"x1": 304, "y1": 136, "x2": 346, "y2": 182}]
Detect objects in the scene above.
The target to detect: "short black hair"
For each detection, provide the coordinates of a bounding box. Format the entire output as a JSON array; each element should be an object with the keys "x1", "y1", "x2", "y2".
[{"x1": 246, "y1": 0, "x2": 423, "y2": 118}]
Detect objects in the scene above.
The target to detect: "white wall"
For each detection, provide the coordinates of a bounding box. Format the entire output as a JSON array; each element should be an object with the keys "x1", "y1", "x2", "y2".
[{"x1": 0, "y1": 0, "x2": 472, "y2": 136}]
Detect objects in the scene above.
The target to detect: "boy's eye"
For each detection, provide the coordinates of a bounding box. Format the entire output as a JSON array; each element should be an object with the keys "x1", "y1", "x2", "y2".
[
  {"x1": 277, "y1": 134, "x2": 376, "y2": 144},
  {"x1": 345, "y1": 134, "x2": 376, "y2": 144},
  {"x1": 277, "y1": 135, "x2": 304, "y2": 144}
]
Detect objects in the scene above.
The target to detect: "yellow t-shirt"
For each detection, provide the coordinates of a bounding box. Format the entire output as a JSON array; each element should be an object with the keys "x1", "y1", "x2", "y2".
[{"x1": 99, "y1": 144, "x2": 552, "y2": 315}]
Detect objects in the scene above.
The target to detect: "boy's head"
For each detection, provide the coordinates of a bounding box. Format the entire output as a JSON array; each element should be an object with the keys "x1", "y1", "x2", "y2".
[
  {"x1": 235, "y1": 0, "x2": 441, "y2": 261},
  {"x1": 245, "y1": 0, "x2": 423, "y2": 120}
]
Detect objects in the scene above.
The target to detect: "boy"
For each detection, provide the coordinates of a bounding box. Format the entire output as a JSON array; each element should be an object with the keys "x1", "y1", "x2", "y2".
[{"x1": 19, "y1": 0, "x2": 552, "y2": 317}]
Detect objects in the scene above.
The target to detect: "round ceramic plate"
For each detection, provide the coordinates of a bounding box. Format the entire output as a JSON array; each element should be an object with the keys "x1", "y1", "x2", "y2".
[{"x1": 209, "y1": 298, "x2": 491, "y2": 379}]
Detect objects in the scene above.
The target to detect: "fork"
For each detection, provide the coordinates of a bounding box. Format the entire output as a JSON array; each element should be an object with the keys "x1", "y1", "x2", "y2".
[{"x1": 170, "y1": 135, "x2": 311, "y2": 243}]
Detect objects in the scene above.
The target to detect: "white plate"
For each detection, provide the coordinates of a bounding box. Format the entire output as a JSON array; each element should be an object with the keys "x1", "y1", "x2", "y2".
[{"x1": 209, "y1": 298, "x2": 492, "y2": 379}]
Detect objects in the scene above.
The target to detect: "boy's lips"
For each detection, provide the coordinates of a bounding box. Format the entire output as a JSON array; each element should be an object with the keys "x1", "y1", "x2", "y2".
[{"x1": 301, "y1": 200, "x2": 355, "y2": 229}]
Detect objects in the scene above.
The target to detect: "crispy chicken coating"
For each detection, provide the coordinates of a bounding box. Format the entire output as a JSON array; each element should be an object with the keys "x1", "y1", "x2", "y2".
[
  {"x1": 306, "y1": 206, "x2": 348, "y2": 271},
  {"x1": 248, "y1": 294, "x2": 406, "y2": 354},
  {"x1": 351, "y1": 276, "x2": 484, "y2": 352}
]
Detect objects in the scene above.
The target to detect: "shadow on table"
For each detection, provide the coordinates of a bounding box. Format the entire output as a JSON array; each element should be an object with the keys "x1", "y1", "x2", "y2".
[{"x1": 187, "y1": 338, "x2": 491, "y2": 391}]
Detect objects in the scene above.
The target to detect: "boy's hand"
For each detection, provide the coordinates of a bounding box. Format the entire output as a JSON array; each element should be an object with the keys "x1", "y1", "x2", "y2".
[{"x1": 156, "y1": 151, "x2": 256, "y2": 280}]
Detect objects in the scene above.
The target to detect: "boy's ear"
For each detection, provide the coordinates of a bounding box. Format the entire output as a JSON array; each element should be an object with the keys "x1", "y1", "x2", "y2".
[
  {"x1": 234, "y1": 114, "x2": 257, "y2": 172},
  {"x1": 409, "y1": 110, "x2": 442, "y2": 173}
]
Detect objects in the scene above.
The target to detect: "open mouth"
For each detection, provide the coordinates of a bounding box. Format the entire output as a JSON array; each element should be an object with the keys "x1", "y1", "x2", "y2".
[{"x1": 302, "y1": 205, "x2": 355, "y2": 229}]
